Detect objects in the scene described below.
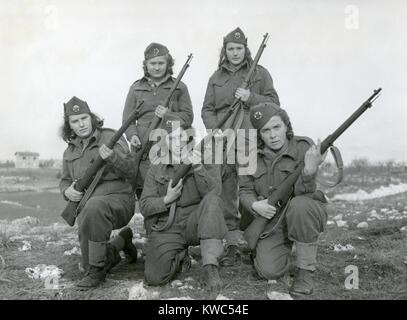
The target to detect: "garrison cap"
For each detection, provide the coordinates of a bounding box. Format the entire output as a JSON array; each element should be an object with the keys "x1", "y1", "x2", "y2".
[
  {"x1": 250, "y1": 102, "x2": 284, "y2": 130},
  {"x1": 144, "y1": 42, "x2": 169, "y2": 60},
  {"x1": 224, "y1": 27, "x2": 247, "y2": 45},
  {"x1": 64, "y1": 96, "x2": 91, "y2": 116}
]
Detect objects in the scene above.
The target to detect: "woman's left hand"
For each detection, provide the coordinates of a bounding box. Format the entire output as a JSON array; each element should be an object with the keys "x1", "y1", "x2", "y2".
[
  {"x1": 304, "y1": 139, "x2": 327, "y2": 175},
  {"x1": 99, "y1": 144, "x2": 114, "y2": 160}
]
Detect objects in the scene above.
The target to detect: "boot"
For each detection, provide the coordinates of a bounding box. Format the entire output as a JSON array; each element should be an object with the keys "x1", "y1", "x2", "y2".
[
  {"x1": 220, "y1": 245, "x2": 241, "y2": 267},
  {"x1": 103, "y1": 243, "x2": 121, "y2": 273},
  {"x1": 202, "y1": 264, "x2": 223, "y2": 292},
  {"x1": 118, "y1": 227, "x2": 138, "y2": 263},
  {"x1": 289, "y1": 268, "x2": 314, "y2": 295},
  {"x1": 76, "y1": 266, "x2": 107, "y2": 288}
]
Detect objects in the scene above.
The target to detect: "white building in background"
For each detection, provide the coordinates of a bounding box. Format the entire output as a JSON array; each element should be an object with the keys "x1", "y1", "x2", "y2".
[{"x1": 14, "y1": 151, "x2": 40, "y2": 168}]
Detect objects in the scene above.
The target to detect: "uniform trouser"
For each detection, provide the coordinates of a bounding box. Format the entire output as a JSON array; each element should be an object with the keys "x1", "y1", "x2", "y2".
[
  {"x1": 76, "y1": 193, "x2": 135, "y2": 270},
  {"x1": 221, "y1": 163, "x2": 240, "y2": 244},
  {"x1": 134, "y1": 157, "x2": 150, "y2": 200},
  {"x1": 221, "y1": 133, "x2": 257, "y2": 246},
  {"x1": 254, "y1": 196, "x2": 328, "y2": 280},
  {"x1": 144, "y1": 194, "x2": 227, "y2": 286}
]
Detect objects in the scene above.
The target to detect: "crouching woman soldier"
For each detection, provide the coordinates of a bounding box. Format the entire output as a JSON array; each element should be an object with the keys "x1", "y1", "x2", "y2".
[
  {"x1": 140, "y1": 118, "x2": 227, "y2": 291},
  {"x1": 59, "y1": 96, "x2": 138, "y2": 288},
  {"x1": 239, "y1": 102, "x2": 328, "y2": 296}
]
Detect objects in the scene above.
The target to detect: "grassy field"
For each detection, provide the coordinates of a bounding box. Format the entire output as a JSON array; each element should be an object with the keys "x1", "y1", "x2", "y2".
[{"x1": 0, "y1": 166, "x2": 406, "y2": 300}]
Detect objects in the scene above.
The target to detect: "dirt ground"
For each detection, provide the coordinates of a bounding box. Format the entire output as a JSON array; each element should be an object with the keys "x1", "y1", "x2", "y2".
[{"x1": 0, "y1": 167, "x2": 406, "y2": 300}]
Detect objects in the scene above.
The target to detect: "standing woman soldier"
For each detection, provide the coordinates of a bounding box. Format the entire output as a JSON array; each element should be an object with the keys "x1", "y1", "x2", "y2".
[
  {"x1": 202, "y1": 27, "x2": 280, "y2": 265},
  {"x1": 60, "y1": 96, "x2": 139, "y2": 288},
  {"x1": 122, "y1": 43, "x2": 194, "y2": 199}
]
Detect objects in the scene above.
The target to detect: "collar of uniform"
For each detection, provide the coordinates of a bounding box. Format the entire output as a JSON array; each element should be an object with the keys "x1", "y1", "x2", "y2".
[
  {"x1": 221, "y1": 59, "x2": 249, "y2": 73},
  {"x1": 144, "y1": 74, "x2": 173, "y2": 88},
  {"x1": 259, "y1": 139, "x2": 298, "y2": 161},
  {"x1": 69, "y1": 128, "x2": 100, "y2": 149}
]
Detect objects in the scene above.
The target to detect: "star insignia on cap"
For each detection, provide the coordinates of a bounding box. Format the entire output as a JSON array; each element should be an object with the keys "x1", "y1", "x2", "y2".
[
  {"x1": 153, "y1": 48, "x2": 160, "y2": 56},
  {"x1": 72, "y1": 105, "x2": 80, "y2": 113},
  {"x1": 234, "y1": 32, "x2": 241, "y2": 39},
  {"x1": 254, "y1": 111, "x2": 262, "y2": 120},
  {"x1": 166, "y1": 120, "x2": 172, "y2": 127}
]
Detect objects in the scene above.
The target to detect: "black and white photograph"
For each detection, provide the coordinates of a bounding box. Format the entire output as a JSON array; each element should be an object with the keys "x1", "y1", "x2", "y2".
[{"x1": 0, "y1": 0, "x2": 406, "y2": 305}]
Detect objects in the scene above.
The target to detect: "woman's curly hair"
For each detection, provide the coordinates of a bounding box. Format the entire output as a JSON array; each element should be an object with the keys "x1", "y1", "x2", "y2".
[
  {"x1": 143, "y1": 53, "x2": 174, "y2": 77},
  {"x1": 60, "y1": 113, "x2": 104, "y2": 143}
]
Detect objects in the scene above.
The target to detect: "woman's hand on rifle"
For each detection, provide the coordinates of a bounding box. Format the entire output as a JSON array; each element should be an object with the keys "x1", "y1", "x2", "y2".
[
  {"x1": 163, "y1": 178, "x2": 183, "y2": 205},
  {"x1": 252, "y1": 199, "x2": 276, "y2": 219},
  {"x1": 235, "y1": 88, "x2": 251, "y2": 102},
  {"x1": 99, "y1": 144, "x2": 114, "y2": 160},
  {"x1": 304, "y1": 139, "x2": 327, "y2": 176},
  {"x1": 155, "y1": 105, "x2": 168, "y2": 118},
  {"x1": 130, "y1": 135, "x2": 142, "y2": 150},
  {"x1": 65, "y1": 182, "x2": 84, "y2": 202}
]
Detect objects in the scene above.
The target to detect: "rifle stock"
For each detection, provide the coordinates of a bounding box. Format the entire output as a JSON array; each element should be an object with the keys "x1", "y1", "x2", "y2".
[
  {"x1": 243, "y1": 88, "x2": 382, "y2": 250},
  {"x1": 60, "y1": 100, "x2": 145, "y2": 226}
]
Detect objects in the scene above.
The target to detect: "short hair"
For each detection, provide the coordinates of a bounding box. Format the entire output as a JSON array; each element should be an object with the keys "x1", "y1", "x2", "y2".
[
  {"x1": 218, "y1": 43, "x2": 253, "y2": 69},
  {"x1": 60, "y1": 112, "x2": 104, "y2": 143},
  {"x1": 143, "y1": 53, "x2": 174, "y2": 77}
]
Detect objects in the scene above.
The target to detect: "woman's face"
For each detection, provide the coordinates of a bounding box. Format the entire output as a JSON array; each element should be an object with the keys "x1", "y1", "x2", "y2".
[
  {"x1": 68, "y1": 113, "x2": 92, "y2": 138},
  {"x1": 225, "y1": 42, "x2": 246, "y2": 66},
  {"x1": 146, "y1": 56, "x2": 168, "y2": 80},
  {"x1": 259, "y1": 115, "x2": 288, "y2": 151}
]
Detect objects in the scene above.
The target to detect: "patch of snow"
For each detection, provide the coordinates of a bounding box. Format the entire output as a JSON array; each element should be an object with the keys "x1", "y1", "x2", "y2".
[
  {"x1": 179, "y1": 285, "x2": 194, "y2": 290},
  {"x1": 216, "y1": 294, "x2": 232, "y2": 300},
  {"x1": 333, "y1": 214, "x2": 343, "y2": 221},
  {"x1": 333, "y1": 183, "x2": 407, "y2": 201},
  {"x1": 0, "y1": 200, "x2": 23, "y2": 206},
  {"x1": 18, "y1": 240, "x2": 32, "y2": 251},
  {"x1": 63, "y1": 247, "x2": 81, "y2": 256},
  {"x1": 166, "y1": 296, "x2": 194, "y2": 300},
  {"x1": 333, "y1": 244, "x2": 355, "y2": 252},
  {"x1": 327, "y1": 220, "x2": 335, "y2": 226},
  {"x1": 357, "y1": 222, "x2": 369, "y2": 229},
  {"x1": 267, "y1": 291, "x2": 293, "y2": 300},
  {"x1": 171, "y1": 280, "x2": 183, "y2": 288},
  {"x1": 400, "y1": 226, "x2": 407, "y2": 233},
  {"x1": 128, "y1": 281, "x2": 159, "y2": 300},
  {"x1": 268, "y1": 280, "x2": 277, "y2": 284},
  {"x1": 336, "y1": 220, "x2": 348, "y2": 228},
  {"x1": 25, "y1": 264, "x2": 64, "y2": 280}
]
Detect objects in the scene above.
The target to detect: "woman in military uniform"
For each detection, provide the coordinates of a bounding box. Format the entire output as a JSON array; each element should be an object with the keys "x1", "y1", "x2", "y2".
[
  {"x1": 122, "y1": 43, "x2": 194, "y2": 199},
  {"x1": 201, "y1": 27, "x2": 280, "y2": 265},
  {"x1": 239, "y1": 102, "x2": 328, "y2": 295},
  {"x1": 140, "y1": 119, "x2": 227, "y2": 291},
  {"x1": 60, "y1": 96, "x2": 138, "y2": 288}
]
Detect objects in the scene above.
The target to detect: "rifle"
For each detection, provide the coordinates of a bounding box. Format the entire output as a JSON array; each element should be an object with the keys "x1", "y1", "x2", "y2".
[
  {"x1": 132, "y1": 54, "x2": 193, "y2": 184},
  {"x1": 60, "y1": 100, "x2": 145, "y2": 226},
  {"x1": 220, "y1": 33, "x2": 270, "y2": 133},
  {"x1": 242, "y1": 88, "x2": 382, "y2": 250}
]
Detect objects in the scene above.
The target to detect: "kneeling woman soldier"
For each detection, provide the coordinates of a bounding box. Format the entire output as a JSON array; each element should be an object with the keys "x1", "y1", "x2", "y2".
[{"x1": 60, "y1": 96, "x2": 138, "y2": 288}]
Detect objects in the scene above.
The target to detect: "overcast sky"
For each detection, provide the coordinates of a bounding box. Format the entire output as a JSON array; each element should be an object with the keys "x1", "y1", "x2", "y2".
[{"x1": 1, "y1": 0, "x2": 406, "y2": 164}]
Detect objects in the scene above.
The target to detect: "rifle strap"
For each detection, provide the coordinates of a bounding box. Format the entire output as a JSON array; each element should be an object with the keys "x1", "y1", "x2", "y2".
[
  {"x1": 317, "y1": 145, "x2": 344, "y2": 188},
  {"x1": 151, "y1": 202, "x2": 177, "y2": 232},
  {"x1": 75, "y1": 165, "x2": 106, "y2": 217}
]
